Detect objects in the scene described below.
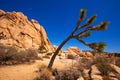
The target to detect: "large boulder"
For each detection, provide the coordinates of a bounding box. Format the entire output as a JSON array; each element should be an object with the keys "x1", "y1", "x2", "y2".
[
  {"x1": 64, "y1": 46, "x2": 83, "y2": 56},
  {"x1": 64, "y1": 46, "x2": 93, "y2": 57},
  {"x1": 0, "y1": 10, "x2": 54, "y2": 52}
]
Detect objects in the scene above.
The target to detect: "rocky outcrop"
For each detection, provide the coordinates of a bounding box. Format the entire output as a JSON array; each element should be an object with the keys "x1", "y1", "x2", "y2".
[
  {"x1": 0, "y1": 10, "x2": 54, "y2": 52},
  {"x1": 64, "y1": 47, "x2": 83, "y2": 56},
  {"x1": 64, "y1": 47, "x2": 93, "y2": 57}
]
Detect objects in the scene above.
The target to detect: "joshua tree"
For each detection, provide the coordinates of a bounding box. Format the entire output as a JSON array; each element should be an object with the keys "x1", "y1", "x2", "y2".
[{"x1": 48, "y1": 9, "x2": 109, "y2": 69}]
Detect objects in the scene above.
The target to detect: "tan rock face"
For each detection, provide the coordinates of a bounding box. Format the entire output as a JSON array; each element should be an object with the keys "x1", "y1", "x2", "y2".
[
  {"x1": 64, "y1": 47, "x2": 93, "y2": 57},
  {"x1": 64, "y1": 46, "x2": 83, "y2": 56},
  {"x1": 0, "y1": 10, "x2": 54, "y2": 52}
]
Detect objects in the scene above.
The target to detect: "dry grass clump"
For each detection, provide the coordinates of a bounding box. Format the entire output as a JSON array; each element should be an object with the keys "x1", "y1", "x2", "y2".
[
  {"x1": 115, "y1": 57, "x2": 120, "y2": 67},
  {"x1": 93, "y1": 54, "x2": 111, "y2": 64},
  {"x1": 93, "y1": 54, "x2": 116, "y2": 79},
  {"x1": 35, "y1": 64, "x2": 82, "y2": 80},
  {"x1": 34, "y1": 64, "x2": 54, "y2": 80},
  {"x1": 102, "y1": 76, "x2": 113, "y2": 80},
  {"x1": 76, "y1": 57, "x2": 93, "y2": 70},
  {"x1": 67, "y1": 54, "x2": 75, "y2": 59},
  {"x1": 46, "y1": 52, "x2": 53, "y2": 56},
  {"x1": 116, "y1": 74, "x2": 120, "y2": 80},
  {"x1": 43, "y1": 55, "x2": 50, "y2": 59},
  {"x1": 0, "y1": 45, "x2": 38, "y2": 65},
  {"x1": 53, "y1": 68, "x2": 81, "y2": 80}
]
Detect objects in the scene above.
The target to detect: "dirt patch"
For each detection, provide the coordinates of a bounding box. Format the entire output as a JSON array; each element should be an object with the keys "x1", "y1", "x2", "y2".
[{"x1": 0, "y1": 58, "x2": 75, "y2": 80}]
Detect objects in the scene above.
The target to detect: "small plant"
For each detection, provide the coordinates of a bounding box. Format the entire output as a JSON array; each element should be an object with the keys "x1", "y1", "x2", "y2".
[
  {"x1": 93, "y1": 54, "x2": 111, "y2": 64},
  {"x1": 67, "y1": 54, "x2": 75, "y2": 59},
  {"x1": 38, "y1": 46, "x2": 47, "y2": 53},
  {"x1": 34, "y1": 64, "x2": 53, "y2": 80},
  {"x1": 94, "y1": 54, "x2": 115, "y2": 77},
  {"x1": 115, "y1": 57, "x2": 120, "y2": 67},
  {"x1": 116, "y1": 74, "x2": 120, "y2": 80},
  {"x1": 53, "y1": 68, "x2": 81, "y2": 80},
  {"x1": 77, "y1": 57, "x2": 93, "y2": 70},
  {"x1": 96, "y1": 62, "x2": 113, "y2": 76},
  {"x1": 46, "y1": 52, "x2": 53, "y2": 56},
  {"x1": 102, "y1": 76, "x2": 113, "y2": 80},
  {"x1": 43, "y1": 55, "x2": 50, "y2": 59},
  {"x1": 58, "y1": 53, "x2": 61, "y2": 56}
]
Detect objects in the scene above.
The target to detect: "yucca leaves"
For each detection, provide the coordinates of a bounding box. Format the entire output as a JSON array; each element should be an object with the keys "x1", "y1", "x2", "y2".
[
  {"x1": 81, "y1": 32, "x2": 91, "y2": 38},
  {"x1": 88, "y1": 42, "x2": 106, "y2": 53},
  {"x1": 80, "y1": 9, "x2": 87, "y2": 19},
  {"x1": 99, "y1": 22, "x2": 109, "y2": 30},
  {"x1": 86, "y1": 15, "x2": 97, "y2": 26},
  {"x1": 90, "y1": 21, "x2": 109, "y2": 31},
  {"x1": 96, "y1": 42, "x2": 106, "y2": 53}
]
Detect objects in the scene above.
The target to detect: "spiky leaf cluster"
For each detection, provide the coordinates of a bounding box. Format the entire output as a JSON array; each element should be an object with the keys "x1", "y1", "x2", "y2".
[
  {"x1": 86, "y1": 15, "x2": 97, "y2": 26},
  {"x1": 73, "y1": 9, "x2": 109, "y2": 52},
  {"x1": 80, "y1": 9, "x2": 87, "y2": 19},
  {"x1": 88, "y1": 42, "x2": 106, "y2": 53}
]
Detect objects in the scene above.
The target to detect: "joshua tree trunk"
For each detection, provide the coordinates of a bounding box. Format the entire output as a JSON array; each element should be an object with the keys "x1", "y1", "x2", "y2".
[{"x1": 48, "y1": 35, "x2": 72, "y2": 68}]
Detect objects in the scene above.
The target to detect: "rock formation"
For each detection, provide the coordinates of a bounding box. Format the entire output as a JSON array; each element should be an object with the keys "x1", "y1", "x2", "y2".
[
  {"x1": 0, "y1": 10, "x2": 54, "y2": 52},
  {"x1": 64, "y1": 46, "x2": 83, "y2": 56},
  {"x1": 64, "y1": 46, "x2": 93, "y2": 57}
]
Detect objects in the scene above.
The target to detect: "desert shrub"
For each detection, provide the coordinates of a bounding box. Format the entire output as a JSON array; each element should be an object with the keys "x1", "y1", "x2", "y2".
[
  {"x1": 58, "y1": 53, "x2": 61, "y2": 56},
  {"x1": 12, "y1": 48, "x2": 38, "y2": 62},
  {"x1": 102, "y1": 76, "x2": 113, "y2": 80},
  {"x1": 34, "y1": 64, "x2": 53, "y2": 80},
  {"x1": 116, "y1": 74, "x2": 120, "y2": 80},
  {"x1": 93, "y1": 54, "x2": 110, "y2": 64},
  {"x1": 43, "y1": 55, "x2": 50, "y2": 59},
  {"x1": 38, "y1": 46, "x2": 47, "y2": 53},
  {"x1": 96, "y1": 62, "x2": 113, "y2": 76},
  {"x1": 46, "y1": 52, "x2": 53, "y2": 56},
  {"x1": 76, "y1": 57, "x2": 93, "y2": 70},
  {"x1": 67, "y1": 54, "x2": 75, "y2": 59},
  {"x1": 115, "y1": 57, "x2": 120, "y2": 67},
  {"x1": 94, "y1": 54, "x2": 115, "y2": 76},
  {"x1": 0, "y1": 45, "x2": 38, "y2": 65},
  {"x1": 53, "y1": 68, "x2": 81, "y2": 80}
]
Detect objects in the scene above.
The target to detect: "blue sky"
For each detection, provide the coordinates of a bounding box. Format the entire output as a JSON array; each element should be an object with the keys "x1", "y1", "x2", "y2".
[{"x1": 0, "y1": 0, "x2": 120, "y2": 52}]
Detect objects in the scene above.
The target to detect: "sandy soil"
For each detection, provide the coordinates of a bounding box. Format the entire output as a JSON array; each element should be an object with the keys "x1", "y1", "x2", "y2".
[{"x1": 0, "y1": 58, "x2": 75, "y2": 80}]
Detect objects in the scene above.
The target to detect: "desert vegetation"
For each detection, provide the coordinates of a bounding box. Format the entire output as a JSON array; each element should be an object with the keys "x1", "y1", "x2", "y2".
[
  {"x1": 0, "y1": 45, "x2": 38, "y2": 65},
  {"x1": 34, "y1": 53, "x2": 120, "y2": 80}
]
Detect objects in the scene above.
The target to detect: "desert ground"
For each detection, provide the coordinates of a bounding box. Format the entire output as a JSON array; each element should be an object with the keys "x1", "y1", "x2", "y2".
[{"x1": 0, "y1": 57, "x2": 74, "y2": 80}]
